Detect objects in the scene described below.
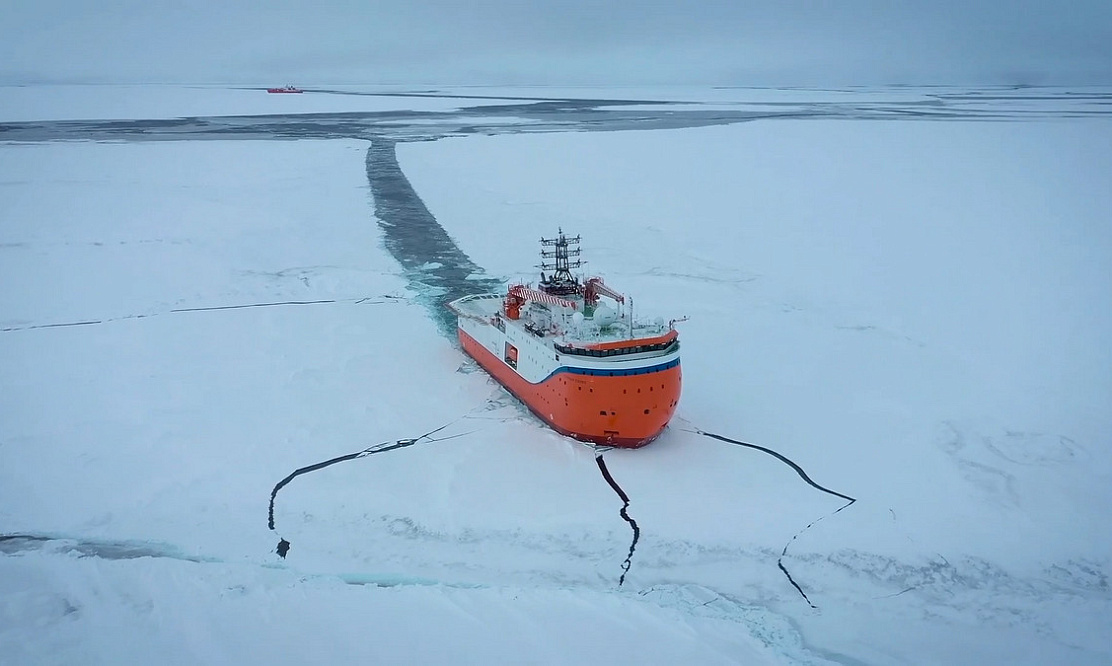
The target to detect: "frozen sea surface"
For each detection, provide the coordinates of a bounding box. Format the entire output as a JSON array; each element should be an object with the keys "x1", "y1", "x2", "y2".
[{"x1": 2, "y1": 84, "x2": 1110, "y2": 665}]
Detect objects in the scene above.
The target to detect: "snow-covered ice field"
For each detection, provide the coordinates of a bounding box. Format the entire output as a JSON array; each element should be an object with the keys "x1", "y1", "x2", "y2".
[{"x1": 2, "y1": 85, "x2": 1110, "y2": 664}]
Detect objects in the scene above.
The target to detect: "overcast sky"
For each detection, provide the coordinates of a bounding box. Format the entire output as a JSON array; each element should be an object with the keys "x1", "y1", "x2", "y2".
[{"x1": 3, "y1": 1, "x2": 1110, "y2": 86}]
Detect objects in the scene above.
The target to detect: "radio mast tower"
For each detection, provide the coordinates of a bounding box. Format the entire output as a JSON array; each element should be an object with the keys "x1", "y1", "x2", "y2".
[{"x1": 538, "y1": 228, "x2": 582, "y2": 297}]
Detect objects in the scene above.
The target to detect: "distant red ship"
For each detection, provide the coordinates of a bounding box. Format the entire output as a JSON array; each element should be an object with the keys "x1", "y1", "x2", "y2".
[{"x1": 267, "y1": 86, "x2": 303, "y2": 94}]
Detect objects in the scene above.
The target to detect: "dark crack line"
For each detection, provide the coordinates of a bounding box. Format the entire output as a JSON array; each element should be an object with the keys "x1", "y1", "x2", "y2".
[
  {"x1": 267, "y1": 420, "x2": 459, "y2": 557},
  {"x1": 684, "y1": 427, "x2": 857, "y2": 608},
  {"x1": 775, "y1": 497, "x2": 856, "y2": 609},
  {"x1": 874, "y1": 585, "x2": 918, "y2": 600},
  {"x1": 595, "y1": 454, "x2": 640, "y2": 586},
  {"x1": 2, "y1": 320, "x2": 103, "y2": 331},
  {"x1": 690, "y1": 429, "x2": 856, "y2": 503},
  {"x1": 2, "y1": 296, "x2": 401, "y2": 332},
  {"x1": 170, "y1": 299, "x2": 339, "y2": 313},
  {"x1": 776, "y1": 559, "x2": 816, "y2": 609}
]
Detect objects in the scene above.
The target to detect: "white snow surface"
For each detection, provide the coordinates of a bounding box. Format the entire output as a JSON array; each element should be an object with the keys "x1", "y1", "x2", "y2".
[{"x1": 2, "y1": 86, "x2": 1111, "y2": 665}]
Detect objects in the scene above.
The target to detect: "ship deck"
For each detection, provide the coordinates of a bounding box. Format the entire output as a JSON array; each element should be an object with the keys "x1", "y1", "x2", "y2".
[
  {"x1": 449, "y1": 293, "x2": 503, "y2": 320},
  {"x1": 449, "y1": 292, "x2": 673, "y2": 346}
]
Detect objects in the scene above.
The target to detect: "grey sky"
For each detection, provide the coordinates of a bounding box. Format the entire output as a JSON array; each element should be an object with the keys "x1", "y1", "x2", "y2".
[{"x1": 3, "y1": 1, "x2": 1110, "y2": 85}]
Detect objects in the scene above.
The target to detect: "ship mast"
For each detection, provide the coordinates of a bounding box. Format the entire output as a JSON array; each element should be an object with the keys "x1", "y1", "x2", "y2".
[{"x1": 538, "y1": 228, "x2": 581, "y2": 297}]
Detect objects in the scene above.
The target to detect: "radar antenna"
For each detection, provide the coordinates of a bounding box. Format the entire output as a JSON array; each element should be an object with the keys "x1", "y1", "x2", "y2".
[{"x1": 538, "y1": 229, "x2": 582, "y2": 297}]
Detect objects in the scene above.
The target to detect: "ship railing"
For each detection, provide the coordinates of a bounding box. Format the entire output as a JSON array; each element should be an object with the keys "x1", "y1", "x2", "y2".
[
  {"x1": 448, "y1": 293, "x2": 501, "y2": 309},
  {"x1": 562, "y1": 322, "x2": 669, "y2": 343},
  {"x1": 452, "y1": 293, "x2": 502, "y2": 304},
  {"x1": 554, "y1": 339, "x2": 679, "y2": 359},
  {"x1": 446, "y1": 293, "x2": 502, "y2": 320}
]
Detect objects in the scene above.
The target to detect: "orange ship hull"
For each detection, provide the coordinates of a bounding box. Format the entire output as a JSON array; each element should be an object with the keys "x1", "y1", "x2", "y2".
[{"x1": 459, "y1": 328, "x2": 681, "y2": 448}]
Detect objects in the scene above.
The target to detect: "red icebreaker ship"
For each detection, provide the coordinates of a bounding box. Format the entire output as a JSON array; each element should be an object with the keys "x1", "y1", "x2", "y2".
[{"x1": 448, "y1": 230, "x2": 683, "y2": 448}]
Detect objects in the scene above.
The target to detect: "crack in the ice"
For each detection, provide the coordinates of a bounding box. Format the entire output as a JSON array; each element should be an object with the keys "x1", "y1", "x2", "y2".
[
  {"x1": 2, "y1": 320, "x2": 103, "y2": 331},
  {"x1": 1, "y1": 296, "x2": 401, "y2": 332},
  {"x1": 170, "y1": 299, "x2": 346, "y2": 313},
  {"x1": 594, "y1": 454, "x2": 640, "y2": 586},
  {"x1": 874, "y1": 585, "x2": 918, "y2": 599},
  {"x1": 267, "y1": 420, "x2": 468, "y2": 558},
  {"x1": 691, "y1": 429, "x2": 855, "y2": 504},
  {"x1": 684, "y1": 426, "x2": 857, "y2": 608},
  {"x1": 6, "y1": 92, "x2": 1105, "y2": 144}
]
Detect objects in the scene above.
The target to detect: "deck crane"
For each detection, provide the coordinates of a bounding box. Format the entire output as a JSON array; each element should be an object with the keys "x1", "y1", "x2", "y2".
[{"x1": 583, "y1": 277, "x2": 625, "y2": 306}]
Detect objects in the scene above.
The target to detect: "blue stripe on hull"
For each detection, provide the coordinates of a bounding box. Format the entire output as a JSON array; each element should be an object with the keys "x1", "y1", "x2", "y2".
[{"x1": 540, "y1": 357, "x2": 680, "y2": 383}]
